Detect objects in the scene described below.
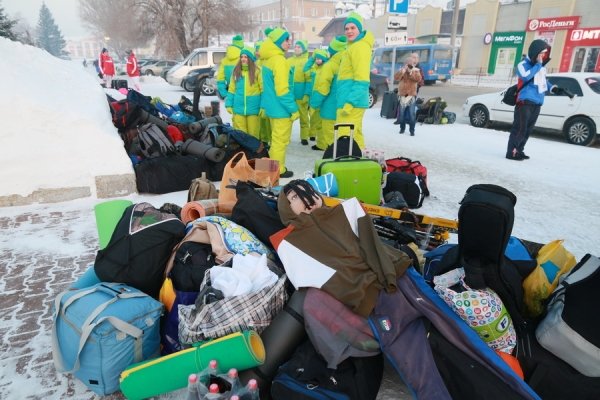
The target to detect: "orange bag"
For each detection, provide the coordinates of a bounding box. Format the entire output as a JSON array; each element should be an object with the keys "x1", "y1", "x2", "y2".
[{"x1": 218, "y1": 152, "x2": 279, "y2": 214}]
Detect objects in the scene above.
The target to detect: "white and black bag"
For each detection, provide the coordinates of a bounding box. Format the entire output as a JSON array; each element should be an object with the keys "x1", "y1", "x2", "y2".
[
  {"x1": 138, "y1": 123, "x2": 175, "y2": 158},
  {"x1": 536, "y1": 254, "x2": 600, "y2": 377}
]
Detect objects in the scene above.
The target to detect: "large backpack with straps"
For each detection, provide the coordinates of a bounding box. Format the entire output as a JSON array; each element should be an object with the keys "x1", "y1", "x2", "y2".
[
  {"x1": 94, "y1": 203, "x2": 186, "y2": 299},
  {"x1": 138, "y1": 123, "x2": 176, "y2": 158},
  {"x1": 271, "y1": 338, "x2": 384, "y2": 400}
]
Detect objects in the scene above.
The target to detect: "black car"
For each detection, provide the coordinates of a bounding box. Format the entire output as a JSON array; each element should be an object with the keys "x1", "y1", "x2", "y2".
[
  {"x1": 369, "y1": 72, "x2": 389, "y2": 108},
  {"x1": 181, "y1": 66, "x2": 216, "y2": 94}
]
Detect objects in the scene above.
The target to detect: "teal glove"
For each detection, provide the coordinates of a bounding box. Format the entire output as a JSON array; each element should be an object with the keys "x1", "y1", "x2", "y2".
[{"x1": 290, "y1": 112, "x2": 300, "y2": 122}]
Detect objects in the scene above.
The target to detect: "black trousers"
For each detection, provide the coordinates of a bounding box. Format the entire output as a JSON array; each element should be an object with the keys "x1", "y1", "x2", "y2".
[{"x1": 506, "y1": 101, "x2": 541, "y2": 156}]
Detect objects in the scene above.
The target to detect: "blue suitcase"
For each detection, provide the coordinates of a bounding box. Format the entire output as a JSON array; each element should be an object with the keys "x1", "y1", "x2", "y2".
[{"x1": 52, "y1": 282, "x2": 163, "y2": 395}]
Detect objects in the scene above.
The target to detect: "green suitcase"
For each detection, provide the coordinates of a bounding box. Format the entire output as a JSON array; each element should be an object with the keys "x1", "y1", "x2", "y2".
[{"x1": 314, "y1": 123, "x2": 382, "y2": 205}]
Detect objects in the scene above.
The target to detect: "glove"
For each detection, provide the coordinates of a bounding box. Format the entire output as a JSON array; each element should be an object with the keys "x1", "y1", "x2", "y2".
[
  {"x1": 98, "y1": 73, "x2": 104, "y2": 79},
  {"x1": 564, "y1": 88, "x2": 575, "y2": 99},
  {"x1": 290, "y1": 112, "x2": 300, "y2": 122},
  {"x1": 226, "y1": 107, "x2": 233, "y2": 115},
  {"x1": 259, "y1": 108, "x2": 266, "y2": 118},
  {"x1": 342, "y1": 103, "x2": 354, "y2": 115}
]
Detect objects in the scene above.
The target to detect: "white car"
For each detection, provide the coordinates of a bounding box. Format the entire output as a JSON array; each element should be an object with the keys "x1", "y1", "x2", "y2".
[{"x1": 463, "y1": 73, "x2": 600, "y2": 146}]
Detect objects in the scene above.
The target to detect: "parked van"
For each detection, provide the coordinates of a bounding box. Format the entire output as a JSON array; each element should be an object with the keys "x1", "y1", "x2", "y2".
[
  {"x1": 372, "y1": 44, "x2": 453, "y2": 85},
  {"x1": 166, "y1": 47, "x2": 226, "y2": 86}
]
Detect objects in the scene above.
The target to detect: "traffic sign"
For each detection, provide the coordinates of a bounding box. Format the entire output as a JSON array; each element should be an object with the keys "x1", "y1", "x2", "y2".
[
  {"x1": 389, "y1": 0, "x2": 409, "y2": 14},
  {"x1": 388, "y1": 15, "x2": 407, "y2": 30},
  {"x1": 384, "y1": 31, "x2": 408, "y2": 46}
]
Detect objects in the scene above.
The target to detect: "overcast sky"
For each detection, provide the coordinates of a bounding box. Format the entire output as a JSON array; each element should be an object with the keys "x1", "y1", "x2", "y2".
[
  {"x1": 3, "y1": 0, "x2": 455, "y2": 40},
  {"x1": 4, "y1": 0, "x2": 90, "y2": 38}
]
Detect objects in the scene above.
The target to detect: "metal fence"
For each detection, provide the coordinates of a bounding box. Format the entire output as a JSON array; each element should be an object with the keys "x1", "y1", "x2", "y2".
[{"x1": 450, "y1": 67, "x2": 560, "y2": 88}]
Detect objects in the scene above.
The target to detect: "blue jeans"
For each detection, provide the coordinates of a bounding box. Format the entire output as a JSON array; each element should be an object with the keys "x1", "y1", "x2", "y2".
[{"x1": 396, "y1": 97, "x2": 416, "y2": 134}]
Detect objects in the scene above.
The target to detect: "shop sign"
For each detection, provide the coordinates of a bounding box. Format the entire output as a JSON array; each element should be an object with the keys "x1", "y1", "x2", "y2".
[
  {"x1": 493, "y1": 33, "x2": 524, "y2": 44},
  {"x1": 570, "y1": 28, "x2": 600, "y2": 42},
  {"x1": 527, "y1": 16, "x2": 580, "y2": 32}
]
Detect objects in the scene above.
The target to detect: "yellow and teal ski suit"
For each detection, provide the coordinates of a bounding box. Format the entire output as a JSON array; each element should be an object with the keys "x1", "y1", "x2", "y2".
[
  {"x1": 310, "y1": 50, "x2": 344, "y2": 150},
  {"x1": 225, "y1": 65, "x2": 262, "y2": 139},
  {"x1": 290, "y1": 52, "x2": 310, "y2": 141},
  {"x1": 260, "y1": 39, "x2": 299, "y2": 173},
  {"x1": 335, "y1": 31, "x2": 374, "y2": 149},
  {"x1": 217, "y1": 45, "x2": 242, "y2": 99}
]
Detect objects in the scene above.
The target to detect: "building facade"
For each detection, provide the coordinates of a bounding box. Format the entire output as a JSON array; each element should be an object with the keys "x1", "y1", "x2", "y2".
[{"x1": 244, "y1": 0, "x2": 339, "y2": 46}]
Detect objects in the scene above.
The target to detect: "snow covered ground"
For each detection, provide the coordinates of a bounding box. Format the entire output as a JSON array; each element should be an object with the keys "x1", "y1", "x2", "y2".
[{"x1": 0, "y1": 38, "x2": 599, "y2": 399}]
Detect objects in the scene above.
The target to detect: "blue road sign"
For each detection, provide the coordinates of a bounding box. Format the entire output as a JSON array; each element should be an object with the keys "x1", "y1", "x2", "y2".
[{"x1": 389, "y1": 0, "x2": 409, "y2": 14}]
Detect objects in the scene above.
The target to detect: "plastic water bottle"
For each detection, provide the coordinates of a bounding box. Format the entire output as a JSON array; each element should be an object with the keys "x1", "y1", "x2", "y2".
[
  {"x1": 220, "y1": 368, "x2": 242, "y2": 394},
  {"x1": 235, "y1": 379, "x2": 259, "y2": 400},
  {"x1": 197, "y1": 360, "x2": 218, "y2": 386},
  {"x1": 203, "y1": 383, "x2": 222, "y2": 399},
  {"x1": 186, "y1": 374, "x2": 200, "y2": 400}
]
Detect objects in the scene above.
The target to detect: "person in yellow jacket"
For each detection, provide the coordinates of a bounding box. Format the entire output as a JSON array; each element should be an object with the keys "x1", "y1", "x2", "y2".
[
  {"x1": 305, "y1": 49, "x2": 329, "y2": 150},
  {"x1": 310, "y1": 36, "x2": 347, "y2": 151},
  {"x1": 254, "y1": 40, "x2": 271, "y2": 144},
  {"x1": 260, "y1": 27, "x2": 299, "y2": 178},
  {"x1": 216, "y1": 35, "x2": 244, "y2": 100},
  {"x1": 225, "y1": 46, "x2": 262, "y2": 139},
  {"x1": 290, "y1": 40, "x2": 311, "y2": 145},
  {"x1": 336, "y1": 12, "x2": 374, "y2": 149}
]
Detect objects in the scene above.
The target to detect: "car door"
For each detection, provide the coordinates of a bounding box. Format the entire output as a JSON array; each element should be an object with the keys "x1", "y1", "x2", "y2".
[
  {"x1": 537, "y1": 77, "x2": 583, "y2": 129},
  {"x1": 490, "y1": 89, "x2": 515, "y2": 123}
]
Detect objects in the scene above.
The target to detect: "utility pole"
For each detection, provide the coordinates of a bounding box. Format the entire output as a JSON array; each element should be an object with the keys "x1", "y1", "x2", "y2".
[
  {"x1": 450, "y1": 0, "x2": 460, "y2": 47},
  {"x1": 280, "y1": 0, "x2": 283, "y2": 26}
]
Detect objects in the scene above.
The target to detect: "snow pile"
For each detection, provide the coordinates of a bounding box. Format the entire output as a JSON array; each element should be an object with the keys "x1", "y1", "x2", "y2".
[{"x1": 0, "y1": 37, "x2": 133, "y2": 198}]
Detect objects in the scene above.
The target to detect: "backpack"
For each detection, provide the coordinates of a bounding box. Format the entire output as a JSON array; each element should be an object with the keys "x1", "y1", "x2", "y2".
[
  {"x1": 536, "y1": 254, "x2": 600, "y2": 377},
  {"x1": 417, "y1": 97, "x2": 447, "y2": 124},
  {"x1": 187, "y1": 175, "x2": 218, "y2": 202},
  {"x1": 383, "y1": 172, "x2": 427, "y2": 209},
  {"x1": 94, "y1": 203, "x2": 186, "y2": 298},
  {"x1": 455, "y1": 184, "x2": 537, "y2": 331},
  {"x1": 138, "y1": 123, "x2": 176, "y2": 158},
  {"x1": 230, "y1": 181, "x2": 285, "y2": 248},
  {"x1": 111, "y1": 99, "x2": 141, "y2": 131},
  {"x1": 385, "y1": 157, "x2": 430, "y2": 196},
  {"x1": 271, "y1": 339, "x2": 384, "y2": 400}
]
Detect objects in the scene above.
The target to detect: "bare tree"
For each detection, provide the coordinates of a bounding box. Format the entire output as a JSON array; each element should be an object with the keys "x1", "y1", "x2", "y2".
[
  {"x1": 79, "y1": 0, "x2": 152, "y2": 59},
  {"x1": 137, "y1": 0, "x2": 254, "y2": 58}
]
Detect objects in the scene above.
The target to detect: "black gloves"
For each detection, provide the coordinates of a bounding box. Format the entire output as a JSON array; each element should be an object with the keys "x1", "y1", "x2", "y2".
[
  {"x1": 551, "y1": 86, "x2": 575, "y2": 99},
  {"x1": 98, "y1": 73, "x2": 104, "y2": 79}
]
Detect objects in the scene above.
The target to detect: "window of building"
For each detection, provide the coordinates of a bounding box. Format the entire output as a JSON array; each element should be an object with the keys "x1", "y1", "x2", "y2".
[
  {"x1": 284, "y1": 7, "x2": 288, "y2": 18},
  {"x1": 311, "y1": 8, "x2": 317, "y2": 17}
]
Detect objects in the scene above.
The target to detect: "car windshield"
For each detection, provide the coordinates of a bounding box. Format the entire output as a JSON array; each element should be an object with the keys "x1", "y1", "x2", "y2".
[{"x1": 585, "y1": 76, "x2": 600, "y2": 94}]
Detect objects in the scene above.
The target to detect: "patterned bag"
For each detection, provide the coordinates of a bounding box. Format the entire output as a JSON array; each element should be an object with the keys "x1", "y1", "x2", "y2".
[
  {"x1": 178, "y1": 269, "x2": 288, "y2": 343},
  {"x1": 434, "y1": 267, "x2": 517, "y2": 354}
]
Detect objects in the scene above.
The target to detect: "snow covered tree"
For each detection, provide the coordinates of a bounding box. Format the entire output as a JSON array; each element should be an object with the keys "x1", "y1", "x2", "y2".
[
  {"x1": 36, "y1": 3, "x2": 67, "y2": 57},
  {"x1": 0, "y1": 1, "x2": 17, "y2": 40}
]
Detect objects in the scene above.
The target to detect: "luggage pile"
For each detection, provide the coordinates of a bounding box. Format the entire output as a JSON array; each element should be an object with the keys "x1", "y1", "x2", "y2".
[
  {"x1": 52, "y1": 120, "x2": 599, "y2": 399},
  {"x1": 108, "y1": 89, "x2": 269, "y2": 194}
]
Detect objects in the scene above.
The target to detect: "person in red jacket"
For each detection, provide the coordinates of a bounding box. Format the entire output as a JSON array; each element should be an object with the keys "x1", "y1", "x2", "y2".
[
  {"x1": 99, "y1": 48, "x2": 115, "y2": 89},
  {"x1": 126, "y1": 49, "x2": 141, "y2": 91}
]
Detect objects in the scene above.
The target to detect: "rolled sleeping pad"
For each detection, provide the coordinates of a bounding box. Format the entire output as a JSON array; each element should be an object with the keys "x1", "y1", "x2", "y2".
[
  {"x1": 94, "y1": 199, "x2": 133, "y2": 250},
  {"x1": 239, "y1": 289, "x2": 307, "y2": 392},
  {"x1": 181, "y1": 199, "x2": 219, "y2": 224},
  {"x1": 181, "y1": 139, "x2": 225, "y2": 162},
  {"x1": 120, "y1": 330, "x2": 265, "y2": 400},
  {"x1": 137, "y1": 108, "x2": 169, "y2": 131},
  {"x1": 188, "y1": 115, "x2": 223, "y2": 135}
]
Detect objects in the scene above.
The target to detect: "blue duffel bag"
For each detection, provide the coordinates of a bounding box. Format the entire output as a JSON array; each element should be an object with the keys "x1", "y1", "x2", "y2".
[{"x1": 52, "y1": 282, "x2": 163, "y2": 395}]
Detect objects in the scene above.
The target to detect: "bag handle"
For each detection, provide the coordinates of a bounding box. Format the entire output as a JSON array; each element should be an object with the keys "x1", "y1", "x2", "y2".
[
  {"x1": 52, "y1": 284, "x2": 147, "y2": 373},
  {"x1": 333, "y1": 123, "x2": 354, "y2": 158}
]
